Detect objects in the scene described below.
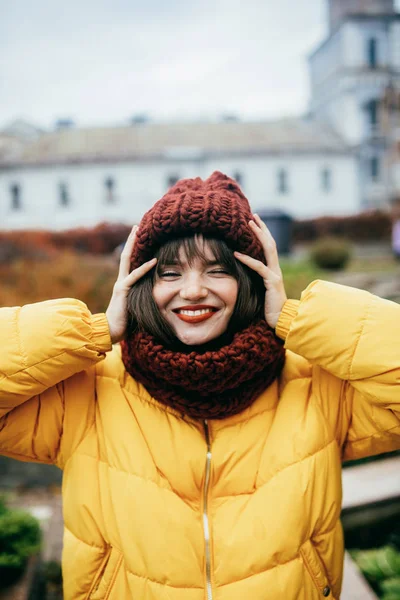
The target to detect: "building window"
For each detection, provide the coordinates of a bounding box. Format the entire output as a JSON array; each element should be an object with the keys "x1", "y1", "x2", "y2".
[
  {"x1": 277, "y1": 168, "x2": 289, "y2": 194},
  {"x1": 233, "y1": 171, "x2": 243, "y2": 186},
  {"x1": 321, "y1": 168, "x2": 332, "y2": 192},
  {"x1": 370, "y1": 157, "x2": 380, "y2": 181},
  {"x1": 367, "y1": 38, "x2": 377, "y2": 68},
  {"x1": 10, "y1": 183, "x2": 22, "y2": 211},
  {"x1": 167, "y1": 174, "x2": 180, "y2": 188},
  {"x1": 105, "y1": 176, "x2": 116, "y2": 203},
  {"x1": 59, "y1": 182, "x2": 70, "y2": 206},
  {"x1": 366, "y1": 99, "x2": 379, "y2": 128}
]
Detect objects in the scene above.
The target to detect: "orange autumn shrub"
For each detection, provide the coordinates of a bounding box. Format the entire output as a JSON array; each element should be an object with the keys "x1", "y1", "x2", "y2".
[
  {"x1": 53, "y1": 223, "x2": 131, "y2": 253},
  {"x1": 0, "y1": 251, "x2": 116, "y2": 313},
  {"x1": 0, "y1": 223, "x2": 132, "y2": 311},
  {"x1": 0, "y1": 223, "x2": 132, "y2": 258}
]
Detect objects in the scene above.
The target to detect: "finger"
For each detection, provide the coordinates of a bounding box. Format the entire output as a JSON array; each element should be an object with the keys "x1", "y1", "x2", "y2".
[
  {"x1": 253, "y1": 213, "x2": 269, "y2": 233},
  {"x1": 251, "y1": 215, "x2": 277, "y2": 247},
  {"x1": 249, "y1": 218, "x2": 280, "y2": 271},
  {"x1": 235, "y1": 252, "x2": 282, "y2": 287},
  {"x1": 254, "y1": 215, "x2": 277, "y2": 247},
  {"x1": 124, "y1": 258, "x2": 157, "y2": 287},
  {"x1": 234, "y1": 251, "x2": 270, "y2": 280},
  {"x1": 118, "y1": 225, "x2": 138, "y2": 279}
]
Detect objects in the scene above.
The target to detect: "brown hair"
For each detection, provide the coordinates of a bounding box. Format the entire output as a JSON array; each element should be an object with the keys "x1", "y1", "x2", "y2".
[{"x1": 127, "y1": 235, "x2": 265, "y2": 346}]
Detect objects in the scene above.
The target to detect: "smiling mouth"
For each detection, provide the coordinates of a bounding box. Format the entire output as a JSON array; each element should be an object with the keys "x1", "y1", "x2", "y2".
[{"x1": 173, "y1": 307, "x2": 219, "y2": 324}]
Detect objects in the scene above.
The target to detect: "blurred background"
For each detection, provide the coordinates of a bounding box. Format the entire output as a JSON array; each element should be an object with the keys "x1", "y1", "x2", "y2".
[{"x1": 1, "y1": 0, "x2": 400, "y2": 598}]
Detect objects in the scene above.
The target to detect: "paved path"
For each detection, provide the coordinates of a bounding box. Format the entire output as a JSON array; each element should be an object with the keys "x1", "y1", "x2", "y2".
[
  {"x1": 342, "y1": 552, "x2": 379, "y2": 599},
  {"x1": 342, "y1": 456, "x2": 400, "y2": 510}
]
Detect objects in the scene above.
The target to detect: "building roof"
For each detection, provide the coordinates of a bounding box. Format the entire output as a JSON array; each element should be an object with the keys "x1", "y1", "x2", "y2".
[
  {"x1": 1, "y1": 119, "x2": 44, "y2": 141},
  {"x1": 0, "y1": 135, "x2": 27, "y2": 162},
  {"x1": 0, "y1": 118, "x2": 351, "y2": 167}
]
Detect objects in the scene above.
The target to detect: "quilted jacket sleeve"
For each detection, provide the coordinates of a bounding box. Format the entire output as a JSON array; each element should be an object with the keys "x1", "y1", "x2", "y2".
[
  {"x1": 0, "y1": 299, "x2": 111, "y2": 466},
  {"x1": 276, "y1": 280, "x2": 400, "y2": 461}
]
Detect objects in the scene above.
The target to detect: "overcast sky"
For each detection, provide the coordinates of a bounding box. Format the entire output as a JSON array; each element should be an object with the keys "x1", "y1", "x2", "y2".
[{"x1": 1, "y1": 0, "x2": 399, "y2": 129}]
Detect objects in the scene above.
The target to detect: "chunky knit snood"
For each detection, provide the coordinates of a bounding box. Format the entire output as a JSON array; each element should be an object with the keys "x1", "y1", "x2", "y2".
[{"x1": 121, "y1": 320, "x2": 285, "y2": 420}]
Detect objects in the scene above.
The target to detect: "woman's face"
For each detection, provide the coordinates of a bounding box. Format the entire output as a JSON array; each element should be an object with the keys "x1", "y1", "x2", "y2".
[{"x1": 152, "y1": 237, "x2": 238, "y2": 346}]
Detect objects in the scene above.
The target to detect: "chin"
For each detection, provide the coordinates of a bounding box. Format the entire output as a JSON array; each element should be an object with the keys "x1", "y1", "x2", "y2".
[
  {"x1": 176, "y1": 332, "x2": 216, "y2": 346},
  {"x1": 173, "y1": 325, "x2": 234, "y2": 350},
  {"x1": 168, "y1": 315, "x2": 233, "y2": 349}
]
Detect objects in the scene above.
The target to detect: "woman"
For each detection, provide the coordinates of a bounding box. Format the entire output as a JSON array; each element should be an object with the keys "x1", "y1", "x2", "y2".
[{"x1": 0, "y1": 171, "x2": 399, "y2": 600}]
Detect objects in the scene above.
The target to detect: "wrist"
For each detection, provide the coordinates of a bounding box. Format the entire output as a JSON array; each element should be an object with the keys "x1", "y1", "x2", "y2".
[
  {"x1": 109, "y1": 327, "x2": 123, "y2": 345},
  {"x1": 105, "y1": 313, "x2": 120, "y2": 345},
  {"x1": 275, "y1": 299, "x2": 300, "y2": 341}
]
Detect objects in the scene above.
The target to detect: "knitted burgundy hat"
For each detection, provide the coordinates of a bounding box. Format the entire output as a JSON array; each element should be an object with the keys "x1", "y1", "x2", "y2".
[{"x1": 131, "y1": 171, "x2": 264, "y2": 267}]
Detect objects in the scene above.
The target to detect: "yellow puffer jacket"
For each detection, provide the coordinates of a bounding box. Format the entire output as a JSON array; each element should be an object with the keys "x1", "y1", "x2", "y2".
[{"x1": 1, "y1": 280, "x2": 399, "y2": 600}]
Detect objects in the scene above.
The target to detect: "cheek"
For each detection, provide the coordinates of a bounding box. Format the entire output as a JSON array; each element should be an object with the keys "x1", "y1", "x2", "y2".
[
  {"x1": 152, "y1": 283, "x2": 164, "y2": 310},
  {"x1": 152, "y1": 282, "x2": 174, "y2": 311},
  {"x1": 223, "y1": 281, "x2": 239, "y2": 310}
]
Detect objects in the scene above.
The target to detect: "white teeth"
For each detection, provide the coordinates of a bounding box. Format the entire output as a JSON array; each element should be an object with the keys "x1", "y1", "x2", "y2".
[{"x1": 178, "y1": 309, "x2": 214, "y2": 316}]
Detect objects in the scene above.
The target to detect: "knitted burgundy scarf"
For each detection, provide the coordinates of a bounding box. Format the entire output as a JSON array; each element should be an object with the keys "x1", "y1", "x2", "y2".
[{"x1": 121, "y1": 320, "x2": 285, "y2": 420}]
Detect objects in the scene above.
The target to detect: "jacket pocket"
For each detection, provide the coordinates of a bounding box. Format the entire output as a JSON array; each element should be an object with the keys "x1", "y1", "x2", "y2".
[
  {"x1": 87, "y1": 546, "x2": 123, "y2": 600},
  {"x1": 300, "y1": 539, "x2": 334, "y2": 598}
]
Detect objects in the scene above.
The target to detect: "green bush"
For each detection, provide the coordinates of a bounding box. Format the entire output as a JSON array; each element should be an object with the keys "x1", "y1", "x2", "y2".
[
  {"x1": 0, "y1": 496, "x2": 42, "y2": 588},
  {"x1": 351, "y1": 546, "x2": 400, "y2": 599},
  {"x1": 381, "y1": 577, "x2": 400, "y2": 599},
  {"x1": 309, "y1": 237, "x2": 352, "y2": 271},
  {"x1": 351, "y1": 546, "x2": 400, "y2": 581}
]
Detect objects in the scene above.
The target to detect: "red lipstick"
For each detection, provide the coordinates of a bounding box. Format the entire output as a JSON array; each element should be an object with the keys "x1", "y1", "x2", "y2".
[{"x1": 173, "y1": 305, "x2": 219, "y2": 324}]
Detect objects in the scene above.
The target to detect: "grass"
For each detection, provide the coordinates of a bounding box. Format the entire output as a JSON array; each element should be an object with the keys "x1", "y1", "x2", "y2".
[
  {"x1": 280, "y1": 249, "x2": 400, "y2": 299},
  {"x1": 346, "y1": 256, "x2": 400, "y2": 273},
  {"x1": 280, "y1": 258, "x2": 323, "y2": 299}
]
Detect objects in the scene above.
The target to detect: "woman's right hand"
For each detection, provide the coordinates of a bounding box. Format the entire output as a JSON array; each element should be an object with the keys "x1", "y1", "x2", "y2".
[{"x1": 105, "y1": 225, "x2": 157, "y2": 344}]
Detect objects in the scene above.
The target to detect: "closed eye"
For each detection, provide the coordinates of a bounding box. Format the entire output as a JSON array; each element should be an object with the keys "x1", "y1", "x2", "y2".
[
  {"x1": 209, "y1": 269, "x2": 230, "y2": 275},
  {"x1": 159, "y1": 270, "x2": 181, "y2": 278}
]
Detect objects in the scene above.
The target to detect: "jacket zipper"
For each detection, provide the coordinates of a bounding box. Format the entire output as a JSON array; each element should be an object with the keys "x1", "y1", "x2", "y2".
[{"x1": 203, "y1": 419, "x2": 213, "y2": 600}]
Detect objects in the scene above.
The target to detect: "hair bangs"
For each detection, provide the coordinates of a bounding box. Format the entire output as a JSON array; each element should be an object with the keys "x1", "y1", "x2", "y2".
[{"x1": 155, "y1": 235, "x2": 237, "y2": 276}]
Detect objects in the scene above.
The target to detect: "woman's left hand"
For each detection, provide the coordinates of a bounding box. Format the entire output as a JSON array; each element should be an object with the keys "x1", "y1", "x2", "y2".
[{"x1": 234, "y1": 214, "x2": 287, "y2": 329}]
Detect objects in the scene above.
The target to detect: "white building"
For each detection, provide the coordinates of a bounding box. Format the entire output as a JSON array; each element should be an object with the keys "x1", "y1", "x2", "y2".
[
  {"x1": 309, "y1": 0, "x2": 400, "y2": 209},
  {"x1": 0, "y1": 0, "x2": 399, "y2": 230}
]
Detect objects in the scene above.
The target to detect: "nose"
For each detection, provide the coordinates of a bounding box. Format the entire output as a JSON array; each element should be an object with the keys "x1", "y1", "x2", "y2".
[{"x1": 179, "y1": 273, "x2": 208, "y2": 301}]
